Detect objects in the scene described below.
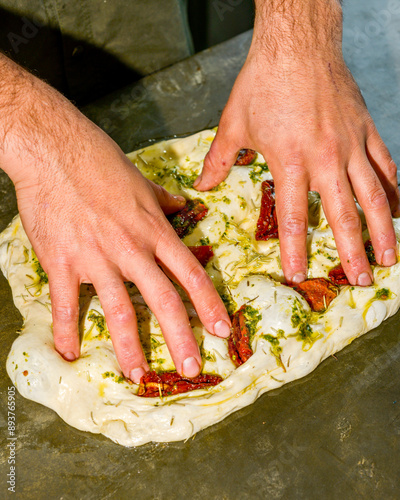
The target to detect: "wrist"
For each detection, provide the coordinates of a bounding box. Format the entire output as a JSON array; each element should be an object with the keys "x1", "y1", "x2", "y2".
[{"x1": 0, "y1": 54, "x2": 89, "y2": 188}]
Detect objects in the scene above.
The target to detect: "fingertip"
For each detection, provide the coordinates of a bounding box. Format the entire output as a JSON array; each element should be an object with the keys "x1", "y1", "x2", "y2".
[
  {"x1": 62, "y1": 351, "x2": 77, "y2": 361},
  {"x1": 213, "y1": 319, "x2": 231, "y2": 338},
  {"x1": 129, "y1": 366, "x2": 147, "y2": 384},
  {"x1": 194, "y1": 136, "x2": 238, "y2": 191},
  {"x1": 193, "y1": 173, "x2": 202, "y2": 189},
  {"x1": 382, "y1": 248, "x2": 397, "y2": 267},
  {"x1": 182, "y1": 356, "x2": 201, "y2": 378},
  {"x1": 356, "y1": 272, "x2": 373, "y2": 287},
  {"x1": 53, "y1": 326, "x2": 81, "y2": 361},
  {"x1": 163, "y1": 194, "x2": 186, "y2": 215},
  {"x1": 289, "y1": 272, "x2": 307, "y2": 285},
  {"x1": 174, "y1": 195, "x2": 186, "y2": 205},
  {"x1": 55, "y1": 342, "x2": 80, "y2": 361}
]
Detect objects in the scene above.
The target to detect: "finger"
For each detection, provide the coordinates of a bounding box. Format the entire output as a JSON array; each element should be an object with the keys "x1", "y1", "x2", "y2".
[
  {"x1": 128, "y1": 255, "x2": 202, "y2": 378},
  {"x1": 273, "y1": 162, "x2": 309, "y2": 284},
  {"x1": 155, "y1": 231, "x2": 232, "y2": 338},
  {"x1": 92, "y1": 270, "x2": 149, "y2": 383},
  {"x1": 318, "y1": 172, "x2": 372, "y2": 286},
  {"x1": 348, "y1": 154, "x2": 397, "y2": 267},
  {"x1": 365, "y1": 128, "x2": 400, "y2": 217},
  {"x1": 49, "y1": 268, "x2": 80, "y2": 362},
  {"x1": 194, "y1": 124, "x2": 241, "y2": 191},
  {"x1": 148, "y1": 180, "x2": 187, "y2": 215}
]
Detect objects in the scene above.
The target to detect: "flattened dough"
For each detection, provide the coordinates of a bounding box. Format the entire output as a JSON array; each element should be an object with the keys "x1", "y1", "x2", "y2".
[{"x1": 2, "y1": 129, "x2": 400, "y2": 447}]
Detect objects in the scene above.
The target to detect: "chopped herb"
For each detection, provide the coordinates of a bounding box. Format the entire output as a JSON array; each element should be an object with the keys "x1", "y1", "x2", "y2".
[
  {"x1": 261, "y1": 334, "x2": 285, "y2": 370},
  {"x1": 170, "y1": 168, "x2": 198, "y2": 189},
  {"x1": 200, "y1": 236, "x2": 210, "y2": 246},
  {"x1": 102, "y1": 371, "x2": 126, "y2": 384},
  {"x1": 150, "y1": 337, "x2": 164, "y2": 350},
  {"x1": 218, "y1": 286, "x2": 237, "y2": 315},
  {"x1": 290, "y1": 298, "x2": 323, "y2": 350},
  {"x1": 374, "y1": 288, "x2": 391, "y2": 300},
  {"x1": 241, "y1": 305, "x2": 262, "y2": 343},
  {"x1": 32, "y1": 252, "x2": 48, "y2": 284},
  {"x1": 262, "y1": 334, "x2": 280, "y2": 347},
  {"x1": 25, "y1": 250, "x2": 48, "y2": 296},
  {"x1": 238, "y1": 196, "x2": 247, "y2": 210},
  {"x1": 201, "y1": 347, "x2": 217, "y2": 363},
  {"x1": 209, "y1": 181, "x2": 227, "y2": 192},
  {"x1": 87, "y1": 310, "x2": 110, "y2": 340},
  {"x1": 249, "y1": 162, "x2": 269, "y2": 183}
]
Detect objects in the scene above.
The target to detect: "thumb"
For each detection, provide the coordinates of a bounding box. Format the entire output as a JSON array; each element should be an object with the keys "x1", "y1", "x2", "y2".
[
  {"x1": 193, "y1": 128, "x2": 240, "y2": 191},
  {"x1": 148, "y1": 180, "x2": 186, "y2": 215}
]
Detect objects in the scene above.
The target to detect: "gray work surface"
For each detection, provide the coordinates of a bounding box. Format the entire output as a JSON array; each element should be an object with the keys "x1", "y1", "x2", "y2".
[{"x1": 1, "y1": 1, "x2": 400, "y2": 498}]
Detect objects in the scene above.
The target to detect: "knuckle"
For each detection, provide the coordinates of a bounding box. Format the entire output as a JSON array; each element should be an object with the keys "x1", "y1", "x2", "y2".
[
  {"x1": 366, "y1": 186, "x2": 388, "y2": 211},
  {"x1": 279, "y1": 214, "x2": 308, "y2": 236},
  {"x1": 336, "y1": 211, "x2": 361, "y2": 232},
  {"x1": 185, "y1": 264, "x2": 210, "y2": 291},
  {"x1": 281, "y1": 151, "x2": 306, "y2": 171},
  {"x1": 157, "y1": 289, "x2": 182, "y2": 315},
  {"x1": 109, "y1": 304, "x2": 135, "y2": 325},
  {"x1": 115, "y1": 233, "x2": 143, "y2": 255},
  {"x1": 53, "y1": 305, "x2": 78, "y2": 323},
  {"x1": 318, "y1": 136, "x2": 343, "y2": 164},
  {"x1": 386, "y1": 158, "x2": 398, "y2": 181}
]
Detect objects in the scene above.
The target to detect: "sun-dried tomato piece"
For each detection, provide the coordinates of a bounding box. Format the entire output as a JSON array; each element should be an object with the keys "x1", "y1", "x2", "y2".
[
  {"x1": 168, "y1": 199, "x2": 208, "y2": 239},
  {"x1": 364, "y1": 239, "x2": 377, "y2": 265},
  {"x1": 291, "y1": 278, "x2": 339, "y2": 312},
  {"x1": 235, "y1": 148, "x2": 257, "y2": 166},
  {"x1": 137, "y1": 371, "x2": 223, "y2": 397},
  {"x1": 255, "y1": 180, "x2": 278, "y2": 241},
  {"x1": 328, "y1": 239, "x2": 377, "y2": 286},
  {"x1": 328, "y1": 265, "x2": 349, "y2": 286},
  {"x1": 188, "y1": 245, "x2": 214, "y2": 267},
  {"x1": 228, "y1": 306, "x2": 253, "y2": 367}
]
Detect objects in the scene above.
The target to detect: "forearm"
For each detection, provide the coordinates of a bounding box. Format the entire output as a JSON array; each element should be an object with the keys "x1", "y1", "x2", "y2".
[
  {"x1": 0, "y1": 53, "x2": 90, "y2": 187},
  {"x1": 252, "y1": 0, "x2": 343, "y2": 59}
]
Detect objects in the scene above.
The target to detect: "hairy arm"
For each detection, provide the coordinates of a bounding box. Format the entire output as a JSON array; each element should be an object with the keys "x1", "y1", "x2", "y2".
[
  {"x1": 195, "y1": 0, "x2": 399, "y2": 286},
  {"x1": 0, "y1": 54, "x2": 231, "y2": 381}
]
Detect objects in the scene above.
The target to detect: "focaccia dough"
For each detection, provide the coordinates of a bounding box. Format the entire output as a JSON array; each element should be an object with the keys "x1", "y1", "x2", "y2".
[{"x1": 2, "y1": 129, "x2": 400, "y2": 447}]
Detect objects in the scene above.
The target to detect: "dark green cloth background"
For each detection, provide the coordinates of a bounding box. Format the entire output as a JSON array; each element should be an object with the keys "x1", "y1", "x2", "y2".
[{"x1": 0, "y1": 0, "x2": 193, "y2": 105}]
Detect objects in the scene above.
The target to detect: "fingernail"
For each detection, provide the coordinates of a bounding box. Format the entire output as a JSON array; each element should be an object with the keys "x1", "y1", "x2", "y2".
[
  {"x1": 357, "y1": 272, "x2": 372, "y2": 287},
  {"x1": 63, "y1": 352, "x2": 76, "y2": 361},
  {"x1": 129, "y1": 367, "x2": 146, "y2": 384},
  {"x1": 174, "y1": 195, "x2": 186, "y2": 205},
  {"x1": 214, "y1": 319, "x2": 231, "y2": 338},
  {"x1": 382, "y1": 248, "x2": 396, "y2": 267},
  {"x1": 193, "y1": 174, "x2": 202, "y2": 188},
  {"x1": 182, "y1": 357, "x2": 201, "y2": 378},
  {"x1": 291, "y1": 273, "x2": 306, "y2": 285}
]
